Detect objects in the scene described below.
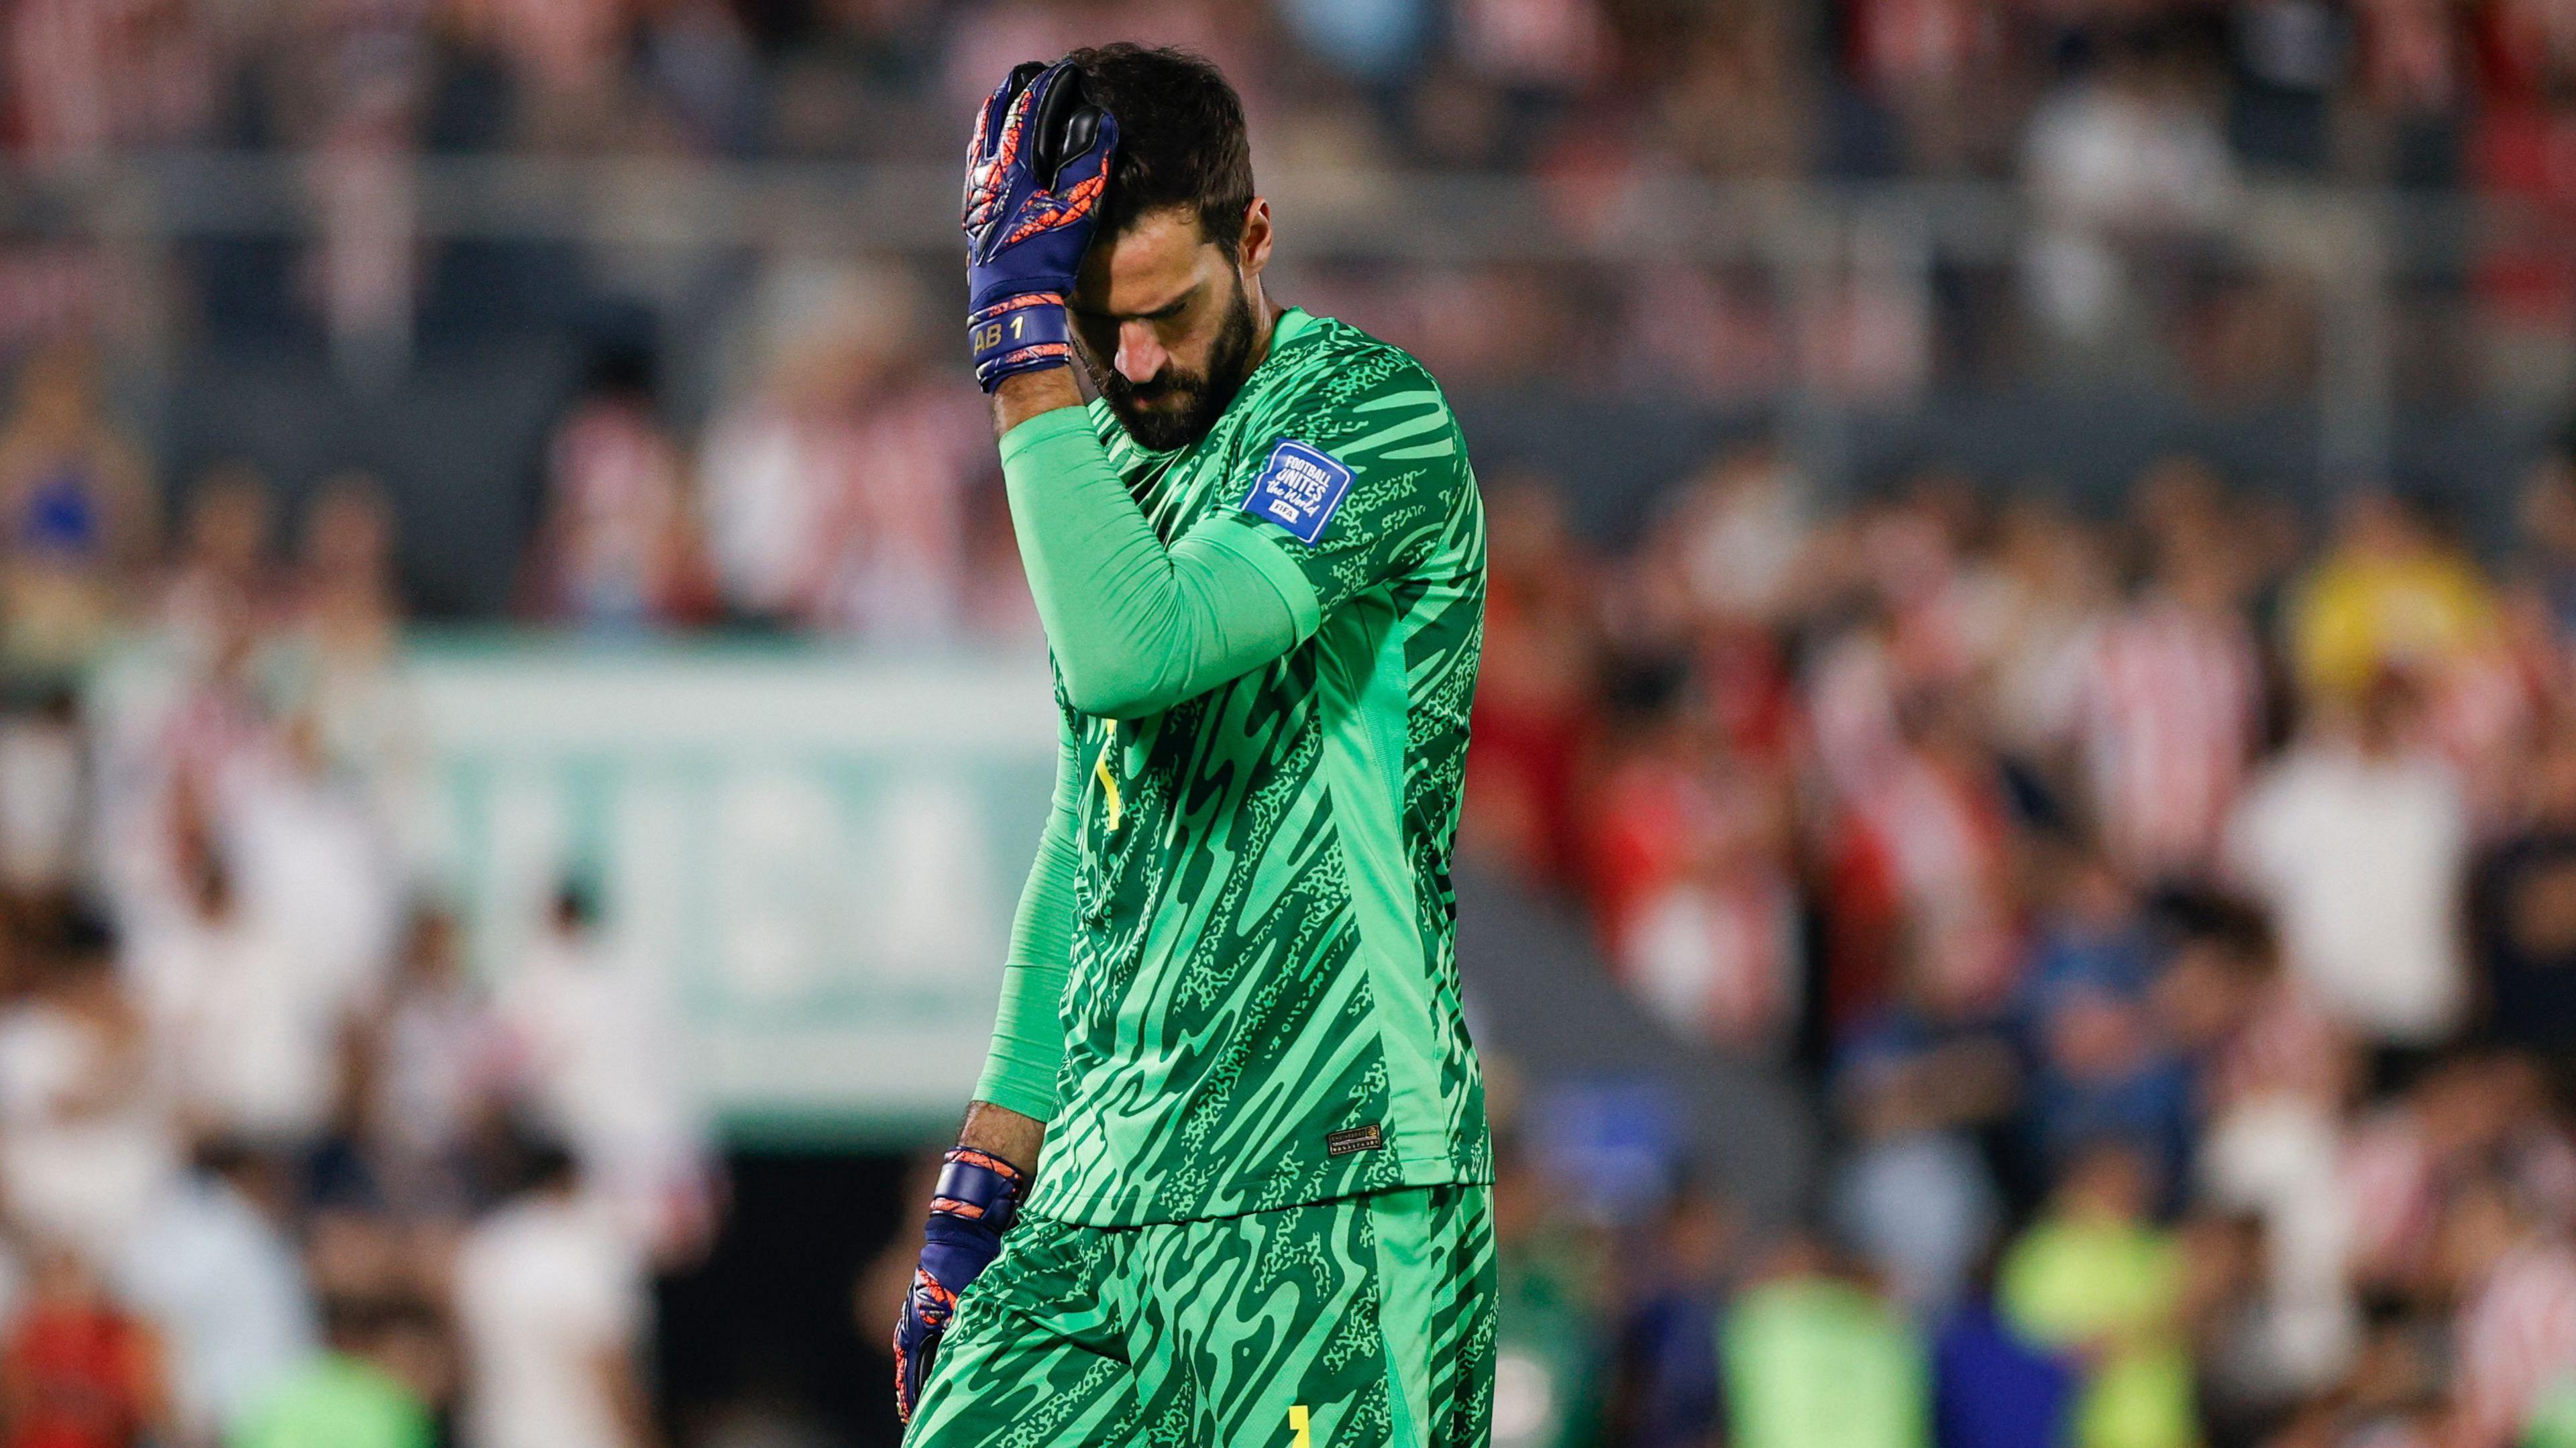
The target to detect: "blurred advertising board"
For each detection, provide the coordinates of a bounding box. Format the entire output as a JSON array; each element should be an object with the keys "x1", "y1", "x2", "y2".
[{"x1": 409, "y1": 638, "x2": 1057, "y2": 1146}]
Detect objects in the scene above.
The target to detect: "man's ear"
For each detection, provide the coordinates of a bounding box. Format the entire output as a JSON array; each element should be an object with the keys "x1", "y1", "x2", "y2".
[{"x1": 1238, "y1": 198, "x2": 1273, "y2": 280}]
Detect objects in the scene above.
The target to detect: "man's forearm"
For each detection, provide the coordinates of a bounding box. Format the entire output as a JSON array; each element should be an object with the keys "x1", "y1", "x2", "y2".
[
  {"x1": 959, "y1": 1100, "x2": 1045, "y2": 1176},
  {"x1": 993, "y1": 366, "x2": 1083, "y2": 437}
]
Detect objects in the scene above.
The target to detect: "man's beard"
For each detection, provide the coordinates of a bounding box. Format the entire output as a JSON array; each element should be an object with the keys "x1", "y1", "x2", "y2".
[{"x1": 1087, "y1": 276, "x2": 1260, "y2": 453}]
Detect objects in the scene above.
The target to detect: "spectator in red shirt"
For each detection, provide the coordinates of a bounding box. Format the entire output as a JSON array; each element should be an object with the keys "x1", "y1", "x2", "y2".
[
  {"x1": 1463, "y1": 475, "x2": 1601, "y2": 883},
  {"x1": 523, "y1": 348, "x2": 716, "y2": 631},
  {"x1": 1, "y1": 1246, "x2": 167, "y2": 1448},
  {"x1": 2076, "y1": 505, "x2": 2263, "y2": 884}
]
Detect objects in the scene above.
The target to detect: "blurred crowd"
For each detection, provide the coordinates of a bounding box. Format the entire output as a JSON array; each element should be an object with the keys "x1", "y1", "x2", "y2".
[
  {"x1": 517, "y1": 270, "x2": 1019, "y2": 638},
  {"x1": 5, "y1": 3, "x2": 2576, "y2": 1445},
  {"x1": 5, "y1": 0, "x2": 2576, "y2": 405},
  {"x1": 18, "y1": 202, "x2": 2576, "y2": 1443},
  {"x1": 1430, "y1": 429, "x2": 2576, "y2": 1448},
  {"x1": 0, "y1": 344, "x2": 716, "y2": 1447},
  {"x1": 6, "y1": 0, "x2": 2569, "y2": 187}
]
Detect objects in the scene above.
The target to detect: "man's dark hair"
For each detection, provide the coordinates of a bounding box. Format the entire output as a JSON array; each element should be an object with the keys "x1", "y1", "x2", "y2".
[{"x1": 1066, "y1": 45, "x2": 1254, "y2": 253}]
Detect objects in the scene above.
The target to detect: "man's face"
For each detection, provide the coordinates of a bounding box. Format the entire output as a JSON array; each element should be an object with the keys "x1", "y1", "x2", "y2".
[{"x1": 1071, "y1": 206, "x2": 1262, "y2": 453}]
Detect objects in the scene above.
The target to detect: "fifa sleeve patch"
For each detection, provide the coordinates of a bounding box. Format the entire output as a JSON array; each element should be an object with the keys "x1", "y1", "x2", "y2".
[{"x1": 1240, "y1": 439, "x2": 1354, "y2": 546}]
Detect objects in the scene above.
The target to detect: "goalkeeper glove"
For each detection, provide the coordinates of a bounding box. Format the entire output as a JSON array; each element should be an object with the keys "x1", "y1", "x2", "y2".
[
  {"x1": 892, "y1": 1146, "x2": 1028, "y2": 1423},
  {"x1": 961, "y1": 59, "x2": 1118, "y2": 392}
]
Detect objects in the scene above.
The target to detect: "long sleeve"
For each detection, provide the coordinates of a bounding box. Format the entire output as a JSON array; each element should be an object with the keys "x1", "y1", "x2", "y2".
[
  {"x1": 971, "y1": 713, "x2": 1084, "y2": 1121},
  {"x1": 998, "y1": 408, "x2": 1318, "y2": 721}
]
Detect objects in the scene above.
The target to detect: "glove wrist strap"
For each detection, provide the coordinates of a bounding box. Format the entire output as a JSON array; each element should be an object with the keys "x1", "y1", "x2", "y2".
[
  {"x1": 930, "y1": 1146, "x2": 1027, "y2": 1233},
  {"x1": 970, "y1": 295, "x2": 1074, "y2": 392}
]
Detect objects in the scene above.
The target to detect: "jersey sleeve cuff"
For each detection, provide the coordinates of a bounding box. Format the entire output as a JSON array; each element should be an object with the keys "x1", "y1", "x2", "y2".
[
  {"x1": 972, "y1": 1079, "x2": 1059, "y2": 1125},
  {"x1": 972, "y1": 1051, "x2": 1061, "y2": 1125},
  {"x1": 1199, "y1": 518, "x2": 1324, "y2": 641},
  {"x1": 974, "y1": 954, "x2": 1068, "y2": 1123}
]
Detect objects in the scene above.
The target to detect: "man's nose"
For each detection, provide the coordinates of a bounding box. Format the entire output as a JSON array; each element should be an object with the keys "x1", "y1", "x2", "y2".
[{"x1": 1116, "y1": 323, "x2": 1167, "y2": 384}]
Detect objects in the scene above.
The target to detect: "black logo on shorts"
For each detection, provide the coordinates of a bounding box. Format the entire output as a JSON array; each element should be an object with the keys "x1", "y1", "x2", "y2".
[{"x1": 1325, "y1": 1124, "x2": 1384, "y2": 1158}]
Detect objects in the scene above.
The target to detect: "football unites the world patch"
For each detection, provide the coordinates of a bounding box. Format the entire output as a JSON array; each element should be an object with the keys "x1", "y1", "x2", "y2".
[{"x1": 1241, "y1": 439, "x2": 1354, "y2": 545}]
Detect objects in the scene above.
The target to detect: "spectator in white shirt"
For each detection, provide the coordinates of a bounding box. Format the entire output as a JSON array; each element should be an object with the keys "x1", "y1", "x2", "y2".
[
  {"x1": 128, "y1": 854, "x2": 343, "y2": 1146},
  {"x1": 495, "y1": 883, "x2": 713, "y2": 1263},
  {"x1": 215, "y1": 714, "x2": 405, "y2": 1019},
  {"x1": 0, "y1": 907, "x2": 177, "y2": 1266},
  {"x1": 696, "y1": 262, "x2": 986, "y2": 638},
  {"x1": 453, "y1": 1138, "x2": 661, "y2": 1448},
  {"x1": 2226, "y1": 671, "x2": 2469, "y2": 1064},
  {"x1": 112, "y1": 1139, "x2": 316, "y2": 1445},
  {"x1": 0, "y1": 688, "x2": 87, "y2": 899}
]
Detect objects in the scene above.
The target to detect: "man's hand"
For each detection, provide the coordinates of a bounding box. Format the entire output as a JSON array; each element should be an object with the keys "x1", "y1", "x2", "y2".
[
  {"x1": 962, "y1": 59, "x2": 1118, "y2": 392},
  {"x1": 892, "y1": 1144, "x2": 1028, "y2": 1423}
]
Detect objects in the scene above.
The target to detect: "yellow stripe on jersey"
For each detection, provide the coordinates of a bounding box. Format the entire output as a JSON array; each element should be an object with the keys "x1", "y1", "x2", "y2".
[{"x1": 1093, "y1": 720, "x2": 1122, "y2": 831}]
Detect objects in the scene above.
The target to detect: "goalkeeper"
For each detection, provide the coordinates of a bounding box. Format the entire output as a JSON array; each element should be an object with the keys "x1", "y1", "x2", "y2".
[{"x1": 892, "y1": 42, "x2": 1497, "y2": 1448}]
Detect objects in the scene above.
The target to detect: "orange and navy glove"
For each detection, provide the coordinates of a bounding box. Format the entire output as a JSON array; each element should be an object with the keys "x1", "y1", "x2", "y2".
[
  {"x1": 892, "y1": 1146, "x2": 1027, "y2": 1422},
  {"x1": 961, "y1": 59, "x2": 1118, "y2": 391}
]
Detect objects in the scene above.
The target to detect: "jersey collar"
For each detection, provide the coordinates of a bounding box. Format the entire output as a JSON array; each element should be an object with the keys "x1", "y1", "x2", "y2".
[{"x1": 1266, "y1": 306, "x2": 1318, "y2": 356}]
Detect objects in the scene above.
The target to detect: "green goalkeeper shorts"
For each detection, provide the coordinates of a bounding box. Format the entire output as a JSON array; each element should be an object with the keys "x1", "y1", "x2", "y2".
[{"x1": 902, "y1": 1183, "x2": 1496, "y2": 1448}]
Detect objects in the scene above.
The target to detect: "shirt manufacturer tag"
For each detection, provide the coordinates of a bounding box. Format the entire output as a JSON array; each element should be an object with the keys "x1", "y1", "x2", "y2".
[
  {"x1": 1242, "y1": 439, "x2": 1354, "y2": 545},
  {"x1": 1325, "y1": 1123, "x2": 1384, "y2": 1158}
]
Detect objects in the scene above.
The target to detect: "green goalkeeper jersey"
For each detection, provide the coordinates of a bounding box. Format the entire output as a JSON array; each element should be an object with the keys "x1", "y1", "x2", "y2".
[{"x1": 998, "y1": 307, "x2": 1491, "y2": 1227}]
